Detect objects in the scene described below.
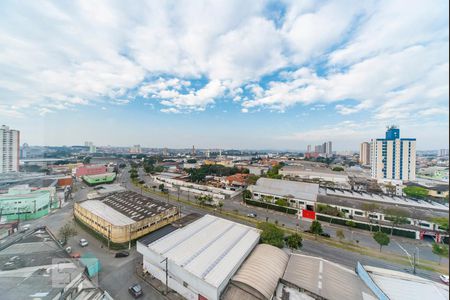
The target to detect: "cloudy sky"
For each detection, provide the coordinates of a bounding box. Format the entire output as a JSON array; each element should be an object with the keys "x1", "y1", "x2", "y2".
[{"x1": 0, "y1": 0, "x2": 448, "y2": 150}]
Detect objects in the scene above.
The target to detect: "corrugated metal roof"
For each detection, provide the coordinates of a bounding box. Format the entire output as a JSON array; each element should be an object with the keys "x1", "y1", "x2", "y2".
[
  {"x1": 250, "y1": 178, "x2": 319, "y2": 202},
  {"x1": 231, "y1": 244, "x2": 289, "y2": 299},
  {"x1": 148, "y1": 214, "x2": 260, "y2": 288},
  {"x1": 364, "y1": 266, "x2": 449, "y2": 300},
  {"x1": 79, "y1": 200, "x2": 134, "y2": 226},
  {"x1": 282, "y1": 254, "x2": 377, "y2": 300}
]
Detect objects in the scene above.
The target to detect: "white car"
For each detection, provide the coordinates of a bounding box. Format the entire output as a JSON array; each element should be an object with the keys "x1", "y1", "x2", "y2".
[
  {"x1": 440, "y1": 274, "x2": 449, "y2": 285},
  {"x1": 79, "y1": 239, "x2": 89, "y2": 247}
]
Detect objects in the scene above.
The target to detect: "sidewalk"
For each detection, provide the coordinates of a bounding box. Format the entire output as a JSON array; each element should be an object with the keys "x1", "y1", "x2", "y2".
[{"x1": 135, "y1": 262, "x2": 184, "y2": 300}]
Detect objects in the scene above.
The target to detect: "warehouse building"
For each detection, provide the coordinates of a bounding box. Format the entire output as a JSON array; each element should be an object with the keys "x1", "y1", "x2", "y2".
[
  {"x1": 74, "y1": 191, "x2": 179, "y2": 244},
  {"x1": 137, "y1": 214, "x2": 260, "y2": 300},
  {"x1": 248, "y1": 178, "x2": 319, "y2": 211},
  {"x1": 82, "y1": 172, "x2": 116, "y2": 186}
]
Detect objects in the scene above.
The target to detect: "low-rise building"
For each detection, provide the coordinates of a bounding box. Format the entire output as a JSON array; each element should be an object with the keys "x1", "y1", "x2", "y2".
[
  {"x1": 280, "y1": 165, "x2": 349, "y2": 186},
  {"x1": 0, "y1": 184, "x2": 58, "y2": 222},
  {"x1": 82, "y1": 172, "x2": 116, "y2": 186},
  {"x1": 74, "y1": 164, "x2": 107, "y2": 178},
  {"x1": 137, "y1": 214, "x2": 260, "y2": 300},
  {"x1": 74, "y1": 191, "x2": 179, "y2": 245},
  {"x1": 248, "y1": 178, "x2": 319, "y2": 211}
]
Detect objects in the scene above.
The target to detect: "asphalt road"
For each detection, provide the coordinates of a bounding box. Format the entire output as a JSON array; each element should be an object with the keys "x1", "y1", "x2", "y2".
[{"x1": 133, "y1": 167, "x2": 446, "y2": 264}]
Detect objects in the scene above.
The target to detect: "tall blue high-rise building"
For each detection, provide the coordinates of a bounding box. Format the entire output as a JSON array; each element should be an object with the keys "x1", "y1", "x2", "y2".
[{"x1": 371, "y1": 126, "x2": 416, "y2": 182}]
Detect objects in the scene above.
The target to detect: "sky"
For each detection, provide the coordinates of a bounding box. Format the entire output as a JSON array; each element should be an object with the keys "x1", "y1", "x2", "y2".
[{"x1": 0, "y1": 0, "x2": 448, "y2": 151}]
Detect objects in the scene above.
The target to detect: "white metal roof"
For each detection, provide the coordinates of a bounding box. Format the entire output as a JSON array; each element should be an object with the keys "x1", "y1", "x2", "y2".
[
  {"x1": 323, "y1": 188, "x2": 449, "y2": 212},
  {"x1": 364, "y1": 266, "x2": 449, "y2": 300},
  {"x1": 79, "y1": 200, "x2": 134, "y2": 226},
  {"x1": 250, "y1": 178, "x2": 319, "y2": 202},
  {"x1": 283, "y1": 254, "x2": 377, "y2": 300},
  {"x1": 147, "y1": 214, "x2": 260, "y2": 288}
]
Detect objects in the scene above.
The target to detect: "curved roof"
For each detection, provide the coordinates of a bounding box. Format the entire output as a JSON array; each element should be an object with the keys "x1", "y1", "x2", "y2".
[{"x1": 231, "y1": 244, "x2": 289, "y2": 299}]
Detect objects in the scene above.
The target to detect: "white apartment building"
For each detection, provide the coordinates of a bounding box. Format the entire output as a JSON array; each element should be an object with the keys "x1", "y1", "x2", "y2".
[
  {"x1": 371, "y1": 127, "x2": 416, "y2": 182},
  {"x1": 0, "y1": 125, "x2": 20, "y2": 173},
  {"x1": 359, "y1": 142, "x2": 371, "y2": 166}
]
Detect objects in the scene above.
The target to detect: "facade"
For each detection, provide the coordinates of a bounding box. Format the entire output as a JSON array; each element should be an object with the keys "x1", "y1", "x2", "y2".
[
  {"x1": 438, "y1": 149, "x2": 449, "y2": 157},
  {"x1": 371, "y1": 126, "x2": 416, "y2": 182},
  {"x1": 360, "y1": 142, "x2": 371, "y2": 166},
  {"x1": 74, "y1": 191, "x2": 179, "y2": 244},
  {"x1": 0, "y1": 185, "x2": 57, "y2": 221},
  {"x1": 0, "y1": 125, "x2": 20, "y2": 173},
  {"x1": 137, "y1": 214, "x2": 260, "y2": 300},
  {"x1": 248, "y1": 178, "x2": 319, "y2": 211}
]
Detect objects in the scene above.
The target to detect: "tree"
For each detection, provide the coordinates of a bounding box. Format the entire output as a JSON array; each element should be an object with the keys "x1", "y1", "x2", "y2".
[
  {"x1": 384, "y1": 208, "x2": 410, "y2": 235},
  {"x1": 242, "y1": 190, "x2": 252, "y2": 201},
  {"x1": 345, "y1": 220, "x2": 356, "y2": 241},
  {"x1": 59, "y1": 222, "x2": 77, "y2": 244},
  {"x1": 218, "y1": 201, "x2": 224, "y2": 212},
  {"x1": 158, "y1": 184, "x2": 165, "y2": 191},
  {"x1": 246, "y1": 175, "x2": 259, "y2": 185},
  {"x1": 385, "y1": 182, "x2": 396, "y2": 196},
  {"x1": 373, "y1": 231, "x2": 390, "y2": 252},
  {"x1": 332, "y1": 166, "x2": 344, "y2": 172},
  {"x1": 431, "y1": 217, "x2": 449, "y2": 232},
  {"x1": 275, "y1": 198, "x2": 289, "y2": 207},
  {"x1": 285, "y1": 233, "x2": 303, "y2": 250},
  {"x1": 257, "y1": 222, "x2": 285, "y2": 248},
  {"x1": 336, "y1": 229, "x2": 345, "y2": 242},
  {"x1": 432, "y1": 243, "x2": 449, "y2": 265},
  {"x1": 403, "y1": 186, "x2": 429, "y2": 199},
  {"x1": 309, "y1": 220, "x2": 323, "y2": 239},
  {"x1": 83, "y1": 156, "x2": 91, "y2": 164}
]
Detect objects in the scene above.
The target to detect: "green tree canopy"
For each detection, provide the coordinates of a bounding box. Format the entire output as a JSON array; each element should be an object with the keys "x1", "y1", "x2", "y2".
[
  {"x1": 373, "y1": 231, "x2": 390, "y2": 252},
  {"x1": 59, "y1": 222, "x2": 77, "y2": 244},
  {"x1": 332, "y1": 166, "x2": 345, "y2": 172},
  {"x1": 242, "y1": 190, "x2": 252, "y2": 200},
  {"x1": 432, "y1": 243, "x2": 449, "y2": 265},
  {"x1": 275, "y1": 198, "x2": 289, "y2": 207},
  {"x1": 431, "y1": 217, "x2": 449, "y2": 232},
  {"x1": 257, "y1": 222, "x2": 285, "y2": 248},
  {"x1": 403, "y1": 186, "x2": 429, "y2": 199},
  {"x1": 309, "y1": 220, "x2": 323, "y2": 238},
  {"x1": 285, "y1": 233, "x2": 303, "y2": 250}
]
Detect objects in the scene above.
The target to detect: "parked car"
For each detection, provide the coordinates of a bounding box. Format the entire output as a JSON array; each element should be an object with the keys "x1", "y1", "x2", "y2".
[
  {"x1": 115, "y1": 251, "x2": 129, "y2": 258},
  {"x1": 70, "y1": 252, "x2": 81, "y2": 259},
  {"x1": 79, "y1": 239, "x2": 88, "y2": 247},
  {"x1": 246, "y1": 213, "x2": 257, "y2": 218},
  {"x1": 65, "y1": 246, "x2": 72, "y2": 254},
  {"x1": 128, "y1": 284, "x2": 143, "y2": 298},
  {"x1": 320, "y1": 232, "x2": 331, "y2": 238},
  {"x1": 58, "y1": 239, "x2": 67, "y2": 246},
  {"x1": 440, "y1": 274, "x2": 449, "y2": 285},
  {"x1": 20, "y1": 224, "x2": 30, "y2": 233}
]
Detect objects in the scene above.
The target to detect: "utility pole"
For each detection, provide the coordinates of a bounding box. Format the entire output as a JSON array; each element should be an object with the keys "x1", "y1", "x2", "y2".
[
  {"x1": 413, "y1": 251, "x2": 416, "y2": 274},
  {"x1": 161, "y1": 257, "x2": 169, "y2": 295},
  {"x1": 129, "y1": 224, "x2": 132, "y2": 250},
  {"x1": 108, "y1": 225, "x2": 111, "y2": 250}
]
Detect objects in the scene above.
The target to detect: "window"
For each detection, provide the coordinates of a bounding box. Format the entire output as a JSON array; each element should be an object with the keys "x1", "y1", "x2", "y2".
[
  {"x1": 369, "y1": 214, "x2": 378, "y2": 219},
  {"x1": 354, "y1": 211, "x2": 363, "y2": 216},
  {"x1": 183, "y1": 282, "x2": 188, "y2": 288},
  {"x1": 341, "y1": 209, "x2": 350, "y2": 213},
  {"x1": 419, "y1": 222, "x2": 430, "y2": 228}
]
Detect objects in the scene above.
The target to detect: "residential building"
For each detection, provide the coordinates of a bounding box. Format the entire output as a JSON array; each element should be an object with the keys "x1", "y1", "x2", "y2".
[
  {"x1": 0, "y1": 125, "x2": 20, "y2": 173},
  {"x1": 74, "y1": 191, "x2": 179, "y2": 244},
  {"x1": 130, "y1": 144, "x2": 141, "y2": 154},
  {"x1": 326, "y1": 141, "x2": 333, "y2": 155},
  {"x1": 360, "y1": 142, "x2": 371, "y2": 166},
  {"x1": 137, "y1": 214, "x2": 260, "y2": 300},
  {"x1": 306, "y1": 145, "x2": 312, "y2": 153},
  {"x1": 371, "y1": 126, "x2": 416, "y2": 182},
  {"x1": 438, "y1": 149, "x2": 449, "y2": 157}
]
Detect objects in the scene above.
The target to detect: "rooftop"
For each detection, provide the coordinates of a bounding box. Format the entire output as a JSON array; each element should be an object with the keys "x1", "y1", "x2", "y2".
[
  {"x1": 250, "y1": 178, "x2": 319, "y2": 202},
  {"x1": 0, "y1": 227, "x2": 85, "y2": 300},
  {"x1": 281, "y1": 165, "x2": 349, "y2": 179},
  {"x1": 80, "y1": 190, "x2": 177, "y2": 225},
  {"x1": 363, "y1": 265, "x2": 448, "y2": 300},
  {"x1": 142, "y1": 214, "x2": 260, "y2": 289},
  {"x1": 282, "y1": 254, "x2": 377, "y2": 300},
  {"x1": 320, "y1": 188, "x2": 449, "y2": 213}
]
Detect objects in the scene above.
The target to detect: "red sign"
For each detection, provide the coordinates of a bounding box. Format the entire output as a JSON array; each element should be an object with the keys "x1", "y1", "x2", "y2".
[{"x1": 302, "y1": 209, "x2": 316, "y2": 220}]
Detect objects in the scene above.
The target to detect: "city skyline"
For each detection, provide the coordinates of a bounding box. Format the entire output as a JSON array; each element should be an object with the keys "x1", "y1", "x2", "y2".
[{"x1": 0, "y1": 1, "x2": 449, "y2": 150}]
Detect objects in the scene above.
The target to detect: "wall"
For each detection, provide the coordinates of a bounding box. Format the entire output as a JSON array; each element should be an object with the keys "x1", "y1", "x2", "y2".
[{"x1": 74, "y1": 202, "x2": 179, "y2": 243}]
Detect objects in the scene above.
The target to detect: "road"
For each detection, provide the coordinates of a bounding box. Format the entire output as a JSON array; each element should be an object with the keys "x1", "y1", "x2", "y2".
[
  {"x1": 133, "y1": 167, "x2": 446, "y2": 264},
  {"x1": 3, "y1": 166, "x2": 446, "y2": 300}
]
